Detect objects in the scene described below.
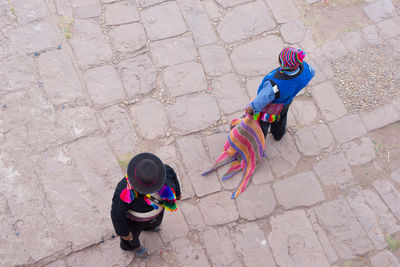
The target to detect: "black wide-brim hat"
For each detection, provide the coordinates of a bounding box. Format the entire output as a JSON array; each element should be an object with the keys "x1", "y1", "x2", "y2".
[{"x1": 127, "y1": 153, "x2": 166, "y2": 194}]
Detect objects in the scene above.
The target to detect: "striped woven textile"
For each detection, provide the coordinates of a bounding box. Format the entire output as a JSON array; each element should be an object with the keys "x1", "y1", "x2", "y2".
[{"x1": 202, "y1": 115, "x2": 266, "y2": 199}]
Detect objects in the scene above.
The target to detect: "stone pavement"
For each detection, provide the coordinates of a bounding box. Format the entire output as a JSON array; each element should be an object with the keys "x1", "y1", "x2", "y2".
[{"x1": 1, "y1": 0, "x2": 400, "y2": 266}]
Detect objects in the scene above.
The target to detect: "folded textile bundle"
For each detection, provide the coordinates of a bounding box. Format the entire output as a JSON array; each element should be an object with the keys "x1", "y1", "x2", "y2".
[{"x1": 202, "y1": 115, "x2": 266, "y2": 198}]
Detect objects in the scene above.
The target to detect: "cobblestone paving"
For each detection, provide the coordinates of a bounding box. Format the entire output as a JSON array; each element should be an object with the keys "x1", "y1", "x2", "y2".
[{"x1": 1, "y1": 0, "x2": 400, "y2": 266}]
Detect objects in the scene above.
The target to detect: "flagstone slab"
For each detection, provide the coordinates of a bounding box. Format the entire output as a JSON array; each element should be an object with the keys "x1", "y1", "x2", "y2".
[
  {"x1": 344, "y1": 137, "x2": 376, "y2": 166},
  {"x1": 198, "y1": 191, "x2": 239, "y2": 225},
  {"x1": 236, "y1": 184, "x2": 276, "y2": 220},
  {"x1": 203, "y1": 228, "x2": 239, "y2": 266},
  {"x1": 84, "y1": 65, "x2": 125, "y2": 106},
  {"x1": 199, "y1": 45, "x2": 233, "y2": 76},
  {"x1": 376, "y1": 17, "x2": 400, "y2": 39},
  {"x1": 167, "y1": 93, "x2": 220, "y2": 135},
  {"x1": 273, "y1": 171, "x2": 325, "y2": 209},
  {"x1": 140, "y1": 2, "x2": 187, "y2": 41},
  {"x1": 212, "y1": 73, "x2": 249, "y2": 114},
  {"x1": 38, "y1": 50, "x2": 85, "y2": 105},
  {"x1": 118, "y1": 55, "x2": 156, "y2": 97},
  {"x1": 280, "y1": 20, "x2": 305, "y2": 44},
  {"x1": 361, "y1": 24, "x2": 384, "y2": 45},
  {"x1": 313, "y1": 199, "x2": 374, "y2": 259},
  {"x1": 176, "y1": 135, "x2": 221, "y2": 197},
  {"x1": 373, "y1": 180, "x2": 400, "y2": 221},
  {"x1": 104, "y1": 1, "x2": 140, "y2": 25},
  {"x1": 251, "y1": 160, "x2": 274, "y2": 185},
  {"x1": 12, "y1": 0, "x2": 50, "y2": 25},
  {"x1": 371, "y1": 250, "x2": 400, "y2": 267},
  {"x1": 289, "y1": 99, "x2": 318, "y2": 126},
  {"x1": 342, "y1": 31, "x2": 369, "y2": 53},
  {"x1": 159, "y1": 209, "x2": 189, "y2": 243},
  {"x1": 150, "y1": 37, "x2": 197, "y2": 67},
  {"x1": 162, "y1": 61, "x2": 207, "y2": 97},
  {"x1": 264, "y1": 0, "x2": 299, "y2": 23},
  {"x1": 328, "y1": 114, "x2": 367, "y2": 143},
  {"x1": 108, "y1": 23, "x2": 146, "y2": 55},
  {"x1": 268, "y1": 210, "x2": 329, "y2": 267},
  {"x1": 101, "y1": 105, "x2": 138, "y2": 157},
  {"x1": 359, "y1": 103, "x2": 399, "y2": 131},
  {"x1": 312, "y1": 81, "x2": 347, "y2": 121},
  {"x1": 267, "y1": 134, "x2": 300, "y2": 177},
  {"x1": 172, "y1": 238, "x2": 210, "y2": 267},
  {"x1": 347, "y1": 188, "x2": 400, "y2": 249},
  {"x1": 217, "y1": 1, "x2": 275, "y2": 43},
  {"x1": 180, "y1": 201, "x2": 206, "y2": 231},
  {"x1": 69, "y1": 20, "x2": 113, "y2": 69},
  {"x1": 177, "y1": 0, "x2": 217, "y2": 46},
  {"x1": 231, "y1": 36, "x2": 284, "y2": 76},
  {"x1": 321, "y1": 39, "x2": 347, "y2": 62},
  {"x1": 75, "y1": 4, "x2": 102, "y2": 19},
  {"x1": 294, "y1": 124, "x2": 333, "y2": 156},
  {"x1": 313, "y1": 153, "x2": 353, "y2": 185},
  {"x1": 0, "y1": 55, "x2": 37, "y2": 94},
  {"x1": 363, "y1": 0, "x2": 397, "y2": 23},
  {"x1": 234, "y1": 222, "x2": 276, "y2": 267},
  {"x1": 215, "y1": 0, "x2": 252, "y2": 8},
  {"x1": 136, "y1": 0, "x2": 167, "y2": 7}
]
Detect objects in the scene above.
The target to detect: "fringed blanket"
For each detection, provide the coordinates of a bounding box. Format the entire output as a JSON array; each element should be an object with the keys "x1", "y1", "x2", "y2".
[{"x1": 202, "y1": 115, "x2": 266, "y2": 199}]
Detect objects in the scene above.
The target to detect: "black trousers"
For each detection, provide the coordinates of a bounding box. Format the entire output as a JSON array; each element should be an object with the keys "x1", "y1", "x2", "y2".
[
  {"x1": 120, "y1": 210, "x2": 164, "y2": 251},
  {"x1": 259, "y1": 104, "x2": 290, "y2": 140}
]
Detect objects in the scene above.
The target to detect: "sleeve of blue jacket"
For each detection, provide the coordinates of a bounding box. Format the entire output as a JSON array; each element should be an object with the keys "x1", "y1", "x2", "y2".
[{"x1": 250, "y1": 80, "x2": 275, "y2": 113}]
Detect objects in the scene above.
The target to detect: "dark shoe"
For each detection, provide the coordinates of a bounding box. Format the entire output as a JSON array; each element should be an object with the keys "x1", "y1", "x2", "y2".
[{"x1": 133, "y1": 246, "x2": 149, "y2": 259}]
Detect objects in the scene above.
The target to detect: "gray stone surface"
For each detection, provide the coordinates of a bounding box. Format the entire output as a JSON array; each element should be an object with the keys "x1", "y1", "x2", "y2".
[
  {"x1": 177, "y1": 135, "x2": 221, "y2": 197},
  {"x1": 177, "y1": 0, "x2": 217, "y2": 46},
  {"x1": 391, "y1": 168, "x2": 400, "y2": 184},
  {"x1": 136, "y1": 0, "x2": 167, "y2": 7},
  {"x1": 295, "y1": 124, "x2": 333, "y2": 156},
  {"x1": 251, "y1": 160, "x2": 274, "y2": 185},
  {"x1": 236, "y1": 184, "x2": 276, "y2": 220},
  {"x1": 313, "y1": 199, "x2": 374, "y2": 259},
  {"x1": 8, "y1": 22, "x2": 60, "y2": 54},
  {"x1": 267, "y1": 134, "x2": 300, "y2": 177},
  {"x1": 289, "y1": 99, "x2": 318, "y2": 126},
  {"x1": 141, "y1": 2, "x2": 187, "y2": 41},
  {"x1": 205, "y1": 132, "x2": 229, "y2": 160},
  {"x1": 104, "y1": 1, "x2": 139, "y2": 25},
  {"x1": 245, "y1": 76, "x2": 263, "y2": 97},
  {"x1": 312, "y1": 81, "x2": 348, "y2": 121},
  {"x1": 215, "y1": 0, "x2": 252, "y2": 8},
  {"x1": 322, "y1": 39, "x2": 347, "y2": 62},
  {"x1": 373, "y1": 180, "x2": 400, "y2": 221},
  {"x1": 393, "y1": 97, "x2": 400, "y2": 113},
  {"x1": 217, "y1": 1, "x2": 275, "y2": 43},
  {"x1": 308, "y1": 56, "x2": 334, "y2": 86},
  {"x1": 203, "y1": 0, "x2": 223, "y2": 19},
  {"x1": 361, "y1": 24, "x2": 384, "y2": 45},
  {"x1": 0, "y1": 55, "x2": 37, "y2": 94},
  {"x1": 12, "y1": 0, "x2": 50, "y2": 24},
  {"x1": 280, "y1": 20, "x2": 305, "y2": 44},
  {"x1": 313, "y1": 153, "x2": 353, "y2": 185},
  {"x1": 371, "y1": 250, "x2": 400, "y2": 267},
  {"x1": 273, "y1": 171, "x2": 325, "y2": 209},
  {"x1": 84, "y1": 65, "x2": 125, "y2": 105},
  {"x1": 360, "y1": 103, "x2": 399, "y2": 131},
  {"x1": 231, "y1": 36, "x2": 284, "y2": 76},
  {"x1": 74, "y1": 4, "x2": 102, "y2": 19},
  {"x1": 38, "y1": 50, "x2": 85, "y2": 105},
  {"x1": 212, "y1": 73, "x2": 249, "y2": 114},
  {"x1": 162, "y1": 61, "x2": 207, "y2": 97},
  {"x1": 328, "y1": 114, "x2": 368, "y2": 143},
  {"x1": 180, "y1": 201, "x2": 206, "y2": 230},
  {"x1": 344, "y1": 137, "x2": 376, "y2": 166},
  {"x1": 268, "y1": 210, "x2": 329, "y2": 267},
  {"x1": 172, "y1": 238, "x2": 210, "y2": 266},
  {"x1": 342, "y1": 31, "x2": 369, "y2": 53},
  {"x1": 203, "y1": 228, "x2": 239, "y2": 266},
  {"x1": 118, "y1": 55, "x2": 156, "y2": 97},
  {"x1": 377, "y1": 17, "x2": 400, "y2": 39},
  {"x1": 150, "y1": 37, "x2": 197, "y2": 67},
  {"x1": 130, "y1": 99, "x2": 168, "y2": 139},
  {"x1": 100, "y1": 105, "x2": 138, "y2": 157},
  {"x1": 233, "y1": 222, "x2": 276, "y2": 267},
  {"x1": 347, "y1": 188, "x2": 400, "y2": 249},
  {"x1": 264, "y1": 0, "x2": 299, "y2": 23},
  {"x1": 199, "y1": 191, "x2": 239, "y2": 225},
  {"x1": 363, "y1": 0, "x2": 397, "y2": 23},
  {"x1": 199, "y1": 45, "x2": 233, "y2": 76},
  {"x1": 69, "y1": 20, "x2": 113, "y2": 69},
  {"x1": 389, "y1": 36, "x2": 400, "y2": 59},
  {"x1": 167, "y1": 93, "x2": 220, "y2": 135},
  {"x1": 159, "y1": 209, "x2": 189, "y2": 242},
  {"x1": 108, "y1": 23, "x2": 146, "y2": 55}
]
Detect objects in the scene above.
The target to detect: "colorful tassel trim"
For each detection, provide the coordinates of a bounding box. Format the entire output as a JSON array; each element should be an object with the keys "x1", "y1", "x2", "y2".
[{"x1": 120, "y1": 175, "x2": 138, "y2": 203}]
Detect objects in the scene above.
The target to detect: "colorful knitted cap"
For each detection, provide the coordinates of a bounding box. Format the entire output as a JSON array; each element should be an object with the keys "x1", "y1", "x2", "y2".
[{"x1": 279, "y1": 47, "x2": 306, "y2": 70}]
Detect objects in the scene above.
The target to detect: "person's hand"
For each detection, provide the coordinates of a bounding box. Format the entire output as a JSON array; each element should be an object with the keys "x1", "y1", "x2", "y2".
[
  {"x1": 176, "y1": 194, "x2": 182, "y2": 200},
  {"x1": 245, "y1": 105, "x2": 254, "y2": 115},
  {"x1": 121, "y1": 232, "x2": 133, "y2": 241}
]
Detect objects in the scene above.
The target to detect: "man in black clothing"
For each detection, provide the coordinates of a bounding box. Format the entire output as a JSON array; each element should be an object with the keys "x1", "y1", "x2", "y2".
[{"x1": 110, "y1": 153, "x2": 181, "y2": 258}]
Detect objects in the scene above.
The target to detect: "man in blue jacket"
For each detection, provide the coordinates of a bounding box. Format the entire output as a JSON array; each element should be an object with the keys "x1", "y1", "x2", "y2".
[{"x1": 246, "y1": 47, "x2": 315, "y2": 140}]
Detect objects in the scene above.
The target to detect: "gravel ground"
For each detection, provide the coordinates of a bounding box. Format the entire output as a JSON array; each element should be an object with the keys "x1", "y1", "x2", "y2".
[{"x1": 332, "y1": 45, "x2": 400, "y2": 113}]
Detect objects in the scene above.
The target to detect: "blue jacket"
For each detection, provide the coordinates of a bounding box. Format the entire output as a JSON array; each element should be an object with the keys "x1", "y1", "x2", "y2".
[{"x1": 250, "y1": 62, "x2": 315, "y2": 113}]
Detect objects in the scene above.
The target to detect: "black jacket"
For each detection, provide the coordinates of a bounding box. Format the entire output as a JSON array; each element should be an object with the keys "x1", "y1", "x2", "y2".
[{"x1": 110, "y1": 165, "x2": 181, "y2": 236}]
